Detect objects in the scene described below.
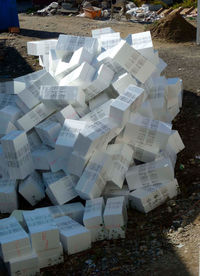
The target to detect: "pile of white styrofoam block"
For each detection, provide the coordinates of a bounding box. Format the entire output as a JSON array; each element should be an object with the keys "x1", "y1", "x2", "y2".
[{"x1": 0, "y1": 29, "x2": 185, "y2": 275}]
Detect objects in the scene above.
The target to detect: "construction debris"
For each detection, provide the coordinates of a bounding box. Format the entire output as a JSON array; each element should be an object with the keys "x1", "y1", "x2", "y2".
[{"x1": 0, "y1": 29, "x2": 184, "y2": 275}]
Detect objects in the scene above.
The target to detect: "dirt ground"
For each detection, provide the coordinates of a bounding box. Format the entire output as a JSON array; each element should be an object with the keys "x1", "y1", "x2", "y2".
[{"x1": 0, "y1": 14, "x2": 200, "y2": 276}]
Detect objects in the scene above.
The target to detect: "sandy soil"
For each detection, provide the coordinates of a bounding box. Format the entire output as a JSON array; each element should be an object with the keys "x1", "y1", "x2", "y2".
[{"x1": 0, "y1": 14, "x2": 200, "y2": 276}]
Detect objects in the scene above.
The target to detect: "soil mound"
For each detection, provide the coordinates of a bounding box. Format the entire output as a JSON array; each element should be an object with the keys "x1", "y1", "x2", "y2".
[{"x1": 150, "y1": 12, "x2": 196, "y2": 42}]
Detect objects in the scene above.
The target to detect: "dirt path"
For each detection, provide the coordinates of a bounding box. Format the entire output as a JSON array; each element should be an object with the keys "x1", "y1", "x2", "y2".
[{"x1": 0, "y1": 14, "x2": 200, "y2": 276}]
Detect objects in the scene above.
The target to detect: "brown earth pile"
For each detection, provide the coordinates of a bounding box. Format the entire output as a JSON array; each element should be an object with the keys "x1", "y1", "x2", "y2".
[{"x1": 150, "y1": 12, "x2": 196, "y2": 42}]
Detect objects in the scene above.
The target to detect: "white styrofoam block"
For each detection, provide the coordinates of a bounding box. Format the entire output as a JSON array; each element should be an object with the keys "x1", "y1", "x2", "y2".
[
  {"x1": 126, "y1": 158, "x2": 174, "y2": 191},
  {"x1": 16, "y1": 103, "x2": 56, "y2": 132},
  {"x1": 46, "y1": 175, "x2": 77, "y2": 205},
  {"x1": 27, "y1": 39, "x2": 58, "y2": 56},
  {"x1": 111, "y1": 72, "x2": 138, "y2": 96},
  {"x1": 55, "y1": 47, "x2": 94, "y2": 81},
  {"x1": 124, "y1": 113, "x2": 172, "y2": 150},
  {"x1": 42, "y1": 171, "x2": 66, "y2": 188},
  {"x1": 27, "y1": 130, "x2": 42, "y2": 152},
  {"x1": 59, "y1": 62, "x2": 96, "y2": 89},
  {"x1": 48, "y1": 202, "x2": 84, "y2": 224},
  {"x1": 103, "y1": 196, "x2": 127, "y2": 239},
  {"x1": 102, "y1": 184, "x2": 130, "y2": 207},
  {"x1": 101, "y1": 40, "x2": 156, "y2": 83},
  {"x1": 75, "y1": 151, "x2": 111, "y2": 200},
  {"x1": 55, "y1": 105, "x2": 80, "y2": 124},
  {"x1": 49, "y1": 49, "x2": 60, "y2": 75},
  {"x1": 45, "y1": 149, "x2": 64, "y2": 173},
  {"x1": 73, "y1": 117, "x2": 118, "y2": 159},
  {"x1": 100, "y1": 32, "x2": 122, "y2": 51},
  {"x1": 106, "y1": 143, "x2": 134, "y2": 188},
  {"x1": 0, "y1": 120, "x2": 17, "y2": 139},
  {"x1": 67, "y1": 151, "x2": 89, "y2": 177},
  {"x1": 16, "y1": 72, "x2": 57, "y2": 112},
  {"x1": 0, "y1": 146, "x2": 9, "y2": 179},
  {"x1": 132, "y1": 143, "x2": 159, "y2": 163},
  {"x1": 89, "y1": 92, "x2": 110, "y2": 111},
  {"x1": 0, "y1": 94, "x2": 17, "y2": 109},
  {"x1": 109, "y1": 84, "x2": 145, "y2": 127},
  {"x1": 10, "y1": 210, "x2": 26, "y2": 229},
  {"x1": 0, "y1": 81, "x2": 14, "y2": 94},
  {"x1": 6, "y1": 250, "x2": 39, "y2": 276},
  {"x1": 167, "y1": 130, "x2": 185, "y2": 154},
  {"x1": 19, "y1": 171, "x2": 45, "y2": 206},
  {"x1": 165, "y1": 78, "x2": 183, "y2": 108},
  {"x1": 74, "y1": 103, "x2": 90, "y2": 118},
  {"x1": 56, "y1": 34, "x2": 99, "y2": 58},
  {"x1": 1, "y1": 130, "x2": 34, "y2": 180},
  {"x1": 84, "y1": 64, "x2": 114, "y2": 101},
  {"x1": 55, "y1": 216, "x2": 91, "y2": 255},
  {"x1": 32, "y1": 145, "x2": 51, "y2": 171},
  {"x1": 0, "y1": 105, "x2": 22, "y2": 123},
  {"x1": 13, "y1": 69, "x2": 46, "y2": 94},
  {"x1": 157, "y1": 58, "x2": 167, "y2": 74},
  {"x1": 23, "y1": 208, "x2": 60, "y2": 251},
  {"x1": 81, "y1": 99, "x2": 114, "y2": 124},
  {"x1": 37, "y1": 242, "x2": 64, "y2": 269},
  {"x1": 55, "y1": 119, "x2": 87, "y2": 162},
  {"x1": 129, "y1": 179, "x2": 180, "y2": 213},
  {"x1": 35, "y1": 120, "x2": 62, "y2": 148},
  {"x1": 0, "y1": 217, "x2": 32, "y2": 262},
  {"x1": 92, "y1": 27, "x2": 115, "y2": 39},
  {"x1": 83, "y1": 197, "x2": 108, "y2": 242},
  {"x1": 0, "y1": 179, "x2": 18, "y2": 213},
  {"x1": 137, "y1": 100, "x2": 154, "y2": 118},
  {"x1": 126, "y1": 31, "x2": 153, "y2": 51},
  {"x1": 40, "y1": 85, "x2": 85, "y2": 108}
]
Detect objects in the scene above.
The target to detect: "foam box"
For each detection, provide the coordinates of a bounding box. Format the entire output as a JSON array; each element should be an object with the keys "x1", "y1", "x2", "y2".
[
  {"x1": 1, "y1": 130, "x2": 34, "y2": 180},
  {"x1": 75, "y1": 103, "x2": 90, "y2": 118},
  {"x1": 102, "y1": 184, "x2": 130, "y2": 207},
  {"x1": 59, "y1": 62, "x2": 96, "y2": 89},
  {"x1": 83, "y1": 197, "x2": 108, "y2": 242},
  {"x1": 0, "y1": 217, "x2": 32, "y2": 262},
  {"x1": 73, "y1": 117, "x2": 118, "y2": 159},
  {"x1": 49, "y1": 202, "x2": 84, "y2": 224},
  {"x1": 129, "y1": 178, "x2": 180, "y2": 213},
  {"x1": 46, "y1": 175, "x2": 77, "y2": 205},
  {"x1": 167, "y1": 130, "x2": 185, "y2": 154},
  {"x1": 75, "y1": 151, "x2": 111, "y2": 200},
  {"x1": 67, "y1": 151, "x2": 89, "y2": 177},
  {"x1": 0, "y1": 94, "x2": 17, "y2": 110},
  {"x1": 0, "y1": 120, "x2": 17, "y2": 139},
  {"x1": 88, "y1": 92, "x2": 110, "y2": 111},
  {"x1": 35, "y1": 120, "x2": 62, "y2": 148},
  {"x1": 27, "y1": 39, "x2": 58, "y2": 56},
  {"x1": 16, "y1": 103, "x2": 56, "y2": 132},
  {"x1": 23, "y1": 209, "x2": 60, "y2": 252},
  {"x1": 92, "y1": 27, "x2": 115, "y2": 39},
  {"x1": 42, "y1": 171, "x2": 66, "y2": 188},
  {"x1": 19, "y1": 171, "x2": 45, "y2": 206},
  {"x1": 126, "y1": 158, "x2": 174, "y2": 191},
  {"x1": 100, "y1": 32, "x2": 121, "y2": 51},
  {"x1": 55, "y1": 216, "x2": 91, "y2": 255},
  {"x1": 56, "y1": 34, "x2": 99, "y2": 58},
  {"x1": 32, "y1": 145, "x2": 51, "y2": 171},
  {"x1": 109, "y1": 84, "x2": 145, "y2": 127},
  {"x1": 40, "y1": 85, "x2": 85, "y2": 108},
  {"x1": 37, "y1": 242, "x2": 63, "y2": 269},
  {"x1": 55, "y1": 105, "x2": 80, "y2": 124},
  {"x1": 106, "y1": 143, "x2": 134, "y2": 188},
  {"x1": 103, "y1": 196, "x2": 127, "y2": 239},
  {"x1": 0, "y1": 179, "x2": 18, "y2": 213},
  {"x1": 111, "y1": 72, "x2": 138, "y2": 96},
  {"x1": 6, "y1": 250, "x2": 39, "y2": 276},
  {"x1": 0, "y1": 105, "x2": 22, "y2": 123},
  {"x1": 55, "y1": 47, "x2": 94, "y2": 81},
  {"x1": 55, "y1": 119, "x2": 87, "y2": 158},
  {"x1": 0, "y1": 81, "x2": 14, "y2": 94},
  {"x1": 124, "y1": 113, "x2": 172, "y2": 150},
  {"x1": 84, "y1": 64, "x2": 114, "y2": 101}
]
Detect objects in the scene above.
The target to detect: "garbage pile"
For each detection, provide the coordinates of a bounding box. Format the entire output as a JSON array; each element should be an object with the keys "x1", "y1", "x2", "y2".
[
  {"x1": 0, "y1": 29, "x2": 184, "y2": 275},
  {"x1": 36, "y1": 2, "x2": 60, "y2": 16}
]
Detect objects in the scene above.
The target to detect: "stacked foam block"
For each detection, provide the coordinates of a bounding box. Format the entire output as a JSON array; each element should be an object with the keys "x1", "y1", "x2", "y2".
[{"x1": 0, "y1": 29, "x2": 184, "y2": 275}]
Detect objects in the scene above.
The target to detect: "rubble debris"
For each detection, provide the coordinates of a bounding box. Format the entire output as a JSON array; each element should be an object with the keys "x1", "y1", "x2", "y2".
[
  {"x1": 150, "y1": 13, "x2": 197, "y2": 42},
  {"x1": 0, "y1": 29, "x2": 185, "y2": 275}
]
